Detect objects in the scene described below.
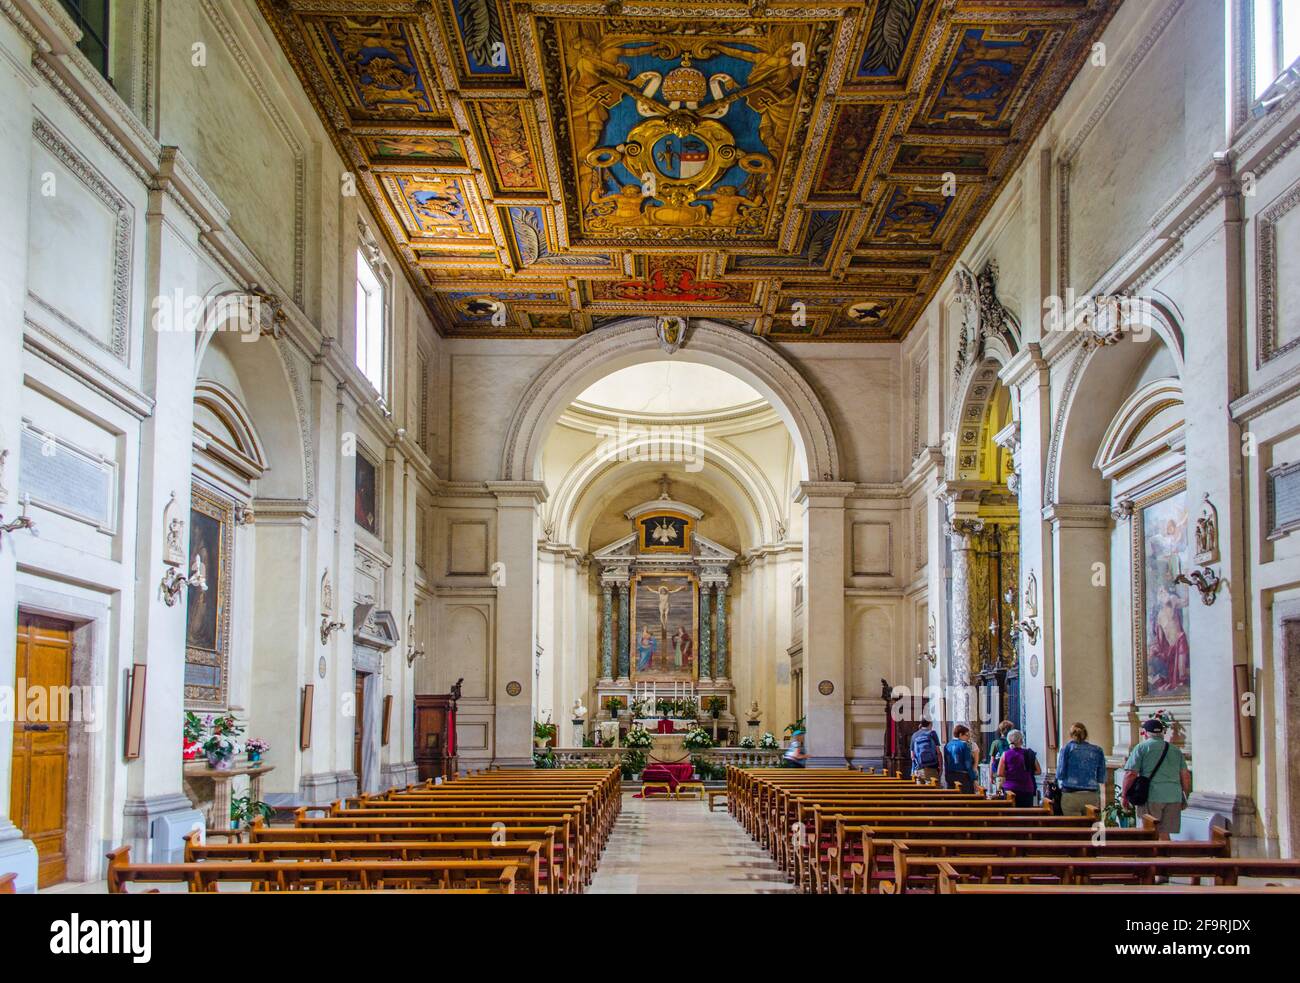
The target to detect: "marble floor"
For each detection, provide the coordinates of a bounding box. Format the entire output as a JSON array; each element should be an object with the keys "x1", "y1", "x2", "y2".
[{"x1": 588, "y1": 790, "x2": 797, "y2": 894}]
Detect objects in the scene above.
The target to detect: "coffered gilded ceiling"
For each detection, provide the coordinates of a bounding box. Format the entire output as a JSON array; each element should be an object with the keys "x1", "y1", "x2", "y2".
[{"x1": 257, "y1": 0, "x2": 1121, "y2": 340}]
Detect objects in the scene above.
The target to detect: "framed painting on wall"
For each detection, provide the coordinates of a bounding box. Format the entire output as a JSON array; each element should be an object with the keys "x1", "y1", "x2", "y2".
[
  {"x1": 1132, "y1": 482, "x2": 1191, "y2": 702},
  {"x1": 631, "y1": 571, "x2": 699, "y2": 682},
  {"x1": 185, "y1": 483, "x2": 234, "y2": 708},
  {"x1": 355, "y1": 450, "x2": 379, "y2": 536}
]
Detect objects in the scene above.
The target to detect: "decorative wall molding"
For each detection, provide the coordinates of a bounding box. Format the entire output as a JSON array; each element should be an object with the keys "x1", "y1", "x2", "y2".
[
  {"x1": 1256, "y1": 175, "x2": 1300, "y2": 366},
  {"x1": 30, "y1": 115, "x2": 133, "y2": 363}
]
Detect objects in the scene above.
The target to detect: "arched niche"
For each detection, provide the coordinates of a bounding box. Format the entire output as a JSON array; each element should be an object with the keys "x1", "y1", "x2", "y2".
[{"x1": 500, "y1": 319, "x2": 840, "y2": 484}]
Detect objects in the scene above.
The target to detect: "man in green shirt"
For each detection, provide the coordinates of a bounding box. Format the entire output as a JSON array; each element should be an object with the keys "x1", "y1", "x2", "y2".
[{"x1": 1121, "y1": 719, "x2": 1191, "y2": 834}]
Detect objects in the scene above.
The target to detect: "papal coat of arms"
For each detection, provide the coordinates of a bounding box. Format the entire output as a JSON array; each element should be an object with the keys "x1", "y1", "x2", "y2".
[{"x1": 551, "y1": 24, "x2": 812, "y2": 241}]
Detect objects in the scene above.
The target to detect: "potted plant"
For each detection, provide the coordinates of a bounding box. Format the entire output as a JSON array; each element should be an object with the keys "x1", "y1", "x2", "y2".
[
  {"x1": 676, "y1": 697, "x2": 699, "y2": 719},
  {"x1": 245, "y1": 737, "x2": 269, "y2": 765},
  {"x1": 655, "y1": 697, "x2": 675, "y2": 717},
  {"x1": 739, "y1": 735, "x2": 756, "y2": 749},
  {"x1": 533, "y1": 718, "x2": 557, "y2": 749},
  {"x1": 705, "y1": 696, "x2": 726, "y2": 719},
  {"x1": 758, "y1": 731, "x2": 779, "y2": 750},
  {"x1": 605, "y1": 696, "x2": 624, "y2": 718},
  {"x1": 183, "y1": 710, "x2": 204, "y2": 761},
  {"x1": 623, "y1": 725, "x2": 653, "y2": 750},
  {"x1": 1102, "y1": 784, "x2": 1137, "y2": 828},
  {"x1": 230, "y1": 794, "x2": 274, "y2": 830}
]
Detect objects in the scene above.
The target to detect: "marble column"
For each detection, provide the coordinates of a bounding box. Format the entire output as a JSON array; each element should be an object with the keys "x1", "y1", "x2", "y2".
[
  {"x1": 946, "y1": 518, "x2": 984, "y2": 726},
  {"x1": 600, "y1": 583, "x2": 614, "y2": 680},
  {"x1": 616, "y1": 584, "x2": 630, "y2": 681},
  {"x1": 700, "y1": 586, "x2": 713, "y2": 679},
  {"x1": 715, "y1": 583, "x2": 728, "y2": 680}
]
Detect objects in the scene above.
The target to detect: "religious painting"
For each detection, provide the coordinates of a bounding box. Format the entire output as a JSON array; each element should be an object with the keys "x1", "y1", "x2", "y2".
[
  {"x1": 1133, "y1": 484, "x2": 1191, "y2": 702},
  {"x1": 631, "y1": 572, "x2": 699, "y2": 682},
  {"x1": 814, "y1": 105, "x2": 883, "y2": 195},
  {"x1": 920, "y1": 27, "x2": 1052, "y2": 132},
  {"x1": 637, "y1": 512, "x2": 693, "y2": 554},
  {"x1": 317, "y1": 17, "x2": 439, "y2": 117},
  {"x1": 472, "y1": 101, "x2": 545, "y2": 194},
  {"x1": 355, "y1": 451, "x2": 379, "y2": 536},
  {"x1": 854, "y1": 0, "x2": 927, "y2": 80},
  {"x1": 185, "y1": 483, "x2": 234, "y2": 708}
]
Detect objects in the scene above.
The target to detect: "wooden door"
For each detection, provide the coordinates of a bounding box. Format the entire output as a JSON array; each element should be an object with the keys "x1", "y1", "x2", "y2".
[
  {"x1": 353, "y1": 672, "x2": 366, "y2": 783},
  {"x1": 10, "y1": 615, "x2": 73, "y2": 888}
]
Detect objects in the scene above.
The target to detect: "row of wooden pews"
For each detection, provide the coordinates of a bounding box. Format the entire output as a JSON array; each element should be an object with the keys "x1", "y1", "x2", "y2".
[
  {"x1": 727, "y1": 766, "x2": 1300, "y2": 895},
  {"x1": 106, "y1": 768, "x2": 620, "y2": 893}
]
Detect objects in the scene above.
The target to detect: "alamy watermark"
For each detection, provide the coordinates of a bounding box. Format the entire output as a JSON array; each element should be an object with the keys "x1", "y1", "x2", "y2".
[{"x1": 595, "y1": 417, "x2": 707, "y2": 473}]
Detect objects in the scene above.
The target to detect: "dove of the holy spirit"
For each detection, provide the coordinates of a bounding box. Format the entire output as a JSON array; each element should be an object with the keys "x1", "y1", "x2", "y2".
[{"x1": 652, "y1": 520, "x2": 678, "y2": 545}]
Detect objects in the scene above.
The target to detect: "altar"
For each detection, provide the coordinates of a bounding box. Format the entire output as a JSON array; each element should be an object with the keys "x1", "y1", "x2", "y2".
[{"x1": 648, "y1": 731, "x2": 689, "y2": 763}]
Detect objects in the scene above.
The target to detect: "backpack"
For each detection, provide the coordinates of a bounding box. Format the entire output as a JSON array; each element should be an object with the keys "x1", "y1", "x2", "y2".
[{"x1": 911, "y1": 729, "x2": 940, "y2": 769}]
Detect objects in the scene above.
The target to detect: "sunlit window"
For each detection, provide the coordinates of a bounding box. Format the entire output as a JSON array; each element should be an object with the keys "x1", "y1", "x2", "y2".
[
  {"x1": 355, "y1": 249, "x2": 386, "y2": 397},
  {"x1": 57, "y1": 0, "x2": 110, "y2": 79},
  {"x1": 1253, "y1": 0, "x2": 1300, "y2": 98}
]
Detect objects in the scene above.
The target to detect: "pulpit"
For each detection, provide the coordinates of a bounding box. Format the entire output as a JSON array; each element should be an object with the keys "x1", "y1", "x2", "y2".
[{"x1": 414, "y1": 681, "x2": 460, "y2": 781}]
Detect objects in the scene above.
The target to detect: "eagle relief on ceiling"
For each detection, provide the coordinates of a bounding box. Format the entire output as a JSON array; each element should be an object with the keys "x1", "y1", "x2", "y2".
[{"x1": 257, "y1": 0, "x2": 1120, "y2": 341}]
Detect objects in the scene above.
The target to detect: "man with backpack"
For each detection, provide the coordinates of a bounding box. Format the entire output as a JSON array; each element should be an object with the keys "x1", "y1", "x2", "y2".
[
  {"x1": 1121, "y1": 718, "x2": 1191, "y2": 834},
  {"x1": 910, "y1": 718, "x2": 942, "y2": 782}
]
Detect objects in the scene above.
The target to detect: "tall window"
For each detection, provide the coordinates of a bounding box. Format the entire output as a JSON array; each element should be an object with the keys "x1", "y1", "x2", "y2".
[
  {"x1": 57, "y1": 0, "x2": 111, "y2": 79},
  {"x1": 1253, "y1": 0, "x2": 1300, "y2": 98},
  {"x1": 355, "y1": 249, "x2": 387, "y2": 397}
]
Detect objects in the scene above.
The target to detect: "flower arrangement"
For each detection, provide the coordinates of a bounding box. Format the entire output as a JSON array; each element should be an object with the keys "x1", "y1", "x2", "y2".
[
  {"x1": 682, "y1": 726, "x2": 714, "y2": 751},
  {"x1": 705, "y1": 696, "x2": 726, "y2": 718},
  {"x1": 739, "y1": 735, "x2": 756, "y2": 749},
  {"x1": 621, "y1": 748, "x2": 647, "y2": 779},
  {"x1": 245, "y1": 737, "x2": 270, "y2": 763},
  {"x1": 692, "y1": 756, "x2": 724, "y2": 781},
  {"x1": 758, "y1": 731, "x2": 779, "y2": 750},
  {"x1": 675, "y1": 697, "x2": 699, "y2": 719},
  {"x1": 630, "y1": 696, "x2": 651, "y2": 719},
  {"x1": 623, "y1": 725, "x2": 653, "y2": 749},
  {"x1": 605, "y1": 696, "x2": 625, "y2": 716},
  {"x1": 655, "y1": 698, "x2": 675, "y2": 717},
  {"x1": 1151, "y1": 708, "x2": 1178, "y2": 738},
  {"x1": 200, "y1": 713, "x2": 244, "y2": 769}
]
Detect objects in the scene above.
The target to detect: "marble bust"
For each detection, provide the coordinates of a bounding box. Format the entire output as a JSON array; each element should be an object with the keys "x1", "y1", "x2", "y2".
[{"x1": 571, "y1": 698, "x2": 588, "y2": 721}]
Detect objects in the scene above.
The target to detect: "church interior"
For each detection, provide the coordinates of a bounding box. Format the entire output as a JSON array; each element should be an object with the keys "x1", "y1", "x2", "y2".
[{"x1": 3, "y1": 0, "x2": 1300, "y2": 910}]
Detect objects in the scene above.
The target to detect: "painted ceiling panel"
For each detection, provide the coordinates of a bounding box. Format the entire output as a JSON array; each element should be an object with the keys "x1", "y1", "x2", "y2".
[{"x1": 257, "y1": 0, "x2": 1120, "y2": 340}]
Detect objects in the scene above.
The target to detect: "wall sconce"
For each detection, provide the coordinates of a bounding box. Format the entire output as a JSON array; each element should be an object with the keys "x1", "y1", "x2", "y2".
[
  {"x1": 319, "y1": 569, "x2": 346, "y2": 644},
  {"x1": 160, "y1": 553, "x2": 207, "y2": 607},
  {"x1": 405, "y1": 613, "x2": 427, "y2": 667},
  {"x1": 918, "y1": 615, "x2": 938, "y2": 668},
  {"x1": 0, "y1": 493, "x2": 38, "y2": 544},
  {"x1": 1004, "y1": 573, "x2": 1041, "y2": 646},
  {"x1": 1174, "y1": 566, "x2": 1222, "y2": 606}
]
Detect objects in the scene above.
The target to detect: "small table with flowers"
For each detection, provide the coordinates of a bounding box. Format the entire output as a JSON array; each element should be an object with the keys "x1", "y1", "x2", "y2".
[{"x1": 182, "y1": 760, "x2": 275, "y2": 833}]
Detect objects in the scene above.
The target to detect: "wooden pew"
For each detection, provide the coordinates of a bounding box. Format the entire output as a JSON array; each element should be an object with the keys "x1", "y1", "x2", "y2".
[
  {"x1": 931, "y1": 856, "x2": 1300, "y2": 893},
  {"x1": 185, "y1": 834, "x2": 550, "y2": 894},
  {"x1": 0, "y1": 872, "x2": 14, "y2": 894},
  {"x1": 106, "y1": 846, "x2": 523, "y2": 894},
  {"x1": 251, "y1": 823, "x2": 570, "y2": 892},
  {"x1": 875, "y1": 829, "x2": 1233, "y2": 894}
]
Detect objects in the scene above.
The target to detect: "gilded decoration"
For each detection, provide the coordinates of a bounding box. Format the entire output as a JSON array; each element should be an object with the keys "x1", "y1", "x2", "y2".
[{"x1": 257, "y1": 1, "x2": 1121, "y2": 339}]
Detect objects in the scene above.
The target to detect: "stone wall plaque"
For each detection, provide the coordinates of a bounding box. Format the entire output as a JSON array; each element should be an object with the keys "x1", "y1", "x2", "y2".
[
  {"x1": 18, "y1": 424, "x2": 115, "y2": 532},
  {"x1": 818, "y1": 679, "x2": 834, "y2": 696},
  {"x1": 505, "y1": 680, "x2": 522, "y2": 697},
  {"x1": 1267, "y1": 461, "x2": 1300, "y2": 540}
]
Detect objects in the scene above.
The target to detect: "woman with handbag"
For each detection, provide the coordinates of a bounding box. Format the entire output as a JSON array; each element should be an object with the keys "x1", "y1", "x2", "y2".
[{"x1": 996, "y1": 730, "x2": 1041, "y2": 807}]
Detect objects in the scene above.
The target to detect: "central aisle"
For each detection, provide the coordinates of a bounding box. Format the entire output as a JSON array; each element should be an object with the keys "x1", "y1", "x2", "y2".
[{"x1": 589, "y1": 791, "x2": 797, "y2": 894}]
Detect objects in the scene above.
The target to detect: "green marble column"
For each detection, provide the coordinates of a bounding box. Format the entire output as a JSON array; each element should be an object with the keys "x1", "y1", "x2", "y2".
[
  {"x1": 616, "y1": 583, "x2": 630, "y2": 679},
  {"x1": 699, "y1": 585, "x2": 712, "y2": 679},
  {"x1": 715, "y1": 583, "x2": 728, "y2": 679},
  {"x1": 600, "y1": 583, "x2": 613, "y2": 680}
]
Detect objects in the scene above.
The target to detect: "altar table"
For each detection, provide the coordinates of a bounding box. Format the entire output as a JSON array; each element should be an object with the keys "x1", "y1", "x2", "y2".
[{"x1": 640, "y1": 761, "x2": 694, "y2": 789}]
